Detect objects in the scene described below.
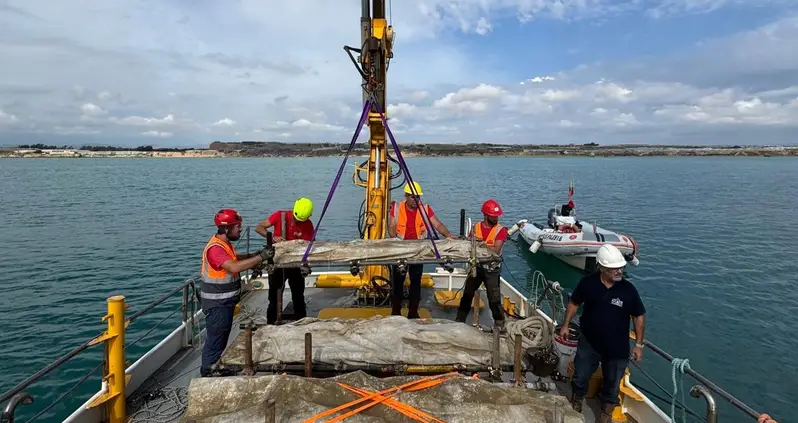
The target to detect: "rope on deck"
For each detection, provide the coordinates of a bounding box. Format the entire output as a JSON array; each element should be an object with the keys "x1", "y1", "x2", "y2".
[
  {"x1": 671, "y1": 357, "x2": 693, "y2": 423},
  {"x1": 128, "y1": 387, "x2": 188, "y2": 423}
]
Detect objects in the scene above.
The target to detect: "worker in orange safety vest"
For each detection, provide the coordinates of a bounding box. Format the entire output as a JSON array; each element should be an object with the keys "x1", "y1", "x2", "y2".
[
  {"x1": 200, "y1": 208, "x2": 271, "y2": 377},
  {"x1": 388, "y1": 181, "x2": 457, "y2": 318},
  {"x1": 456, "y1": 199, "x2": 508, "y2": 331}
]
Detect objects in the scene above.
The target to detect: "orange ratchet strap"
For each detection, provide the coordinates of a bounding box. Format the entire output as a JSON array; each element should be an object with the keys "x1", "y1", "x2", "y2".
[{"x1": 302, "y1": 372, "x2": 458, "y2": 423}]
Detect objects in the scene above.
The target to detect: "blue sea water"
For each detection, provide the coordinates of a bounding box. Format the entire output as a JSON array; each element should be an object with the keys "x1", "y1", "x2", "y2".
[{"x1": 0, "y1": 156, "x2": 796, "y2": 422}]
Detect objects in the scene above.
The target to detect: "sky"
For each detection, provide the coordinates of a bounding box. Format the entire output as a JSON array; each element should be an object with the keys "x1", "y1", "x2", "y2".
[{"x1": 1, "y1": 0, "x2": 797, "y2": 147}]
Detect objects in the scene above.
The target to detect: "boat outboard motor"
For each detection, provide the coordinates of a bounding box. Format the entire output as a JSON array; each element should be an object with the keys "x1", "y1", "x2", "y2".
[
  {"x1": 547, "y1": 208, "x2": 557, "y2": 228},
  {"x1": 624, "y1": 254, "x2": 640, "y2": 266}
]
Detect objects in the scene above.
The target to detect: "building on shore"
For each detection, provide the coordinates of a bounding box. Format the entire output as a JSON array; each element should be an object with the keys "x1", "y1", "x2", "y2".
[{"x1": 3, "y1": 148, "x2": 222, "y2": 158}]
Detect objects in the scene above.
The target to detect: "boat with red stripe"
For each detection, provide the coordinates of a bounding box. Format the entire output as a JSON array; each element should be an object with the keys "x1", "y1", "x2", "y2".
[{"x1": 507, "y1": 182, "x2": 640, "y2": 272}]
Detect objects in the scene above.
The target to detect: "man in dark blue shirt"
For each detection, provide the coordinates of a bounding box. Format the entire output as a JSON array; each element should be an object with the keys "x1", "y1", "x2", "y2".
[{"x1": 559, "y1": 244, "x2": 646, "y2": 422}]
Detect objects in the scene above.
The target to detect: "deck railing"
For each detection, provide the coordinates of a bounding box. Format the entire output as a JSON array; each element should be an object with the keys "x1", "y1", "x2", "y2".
[
  {"x1": 631, "y1": 335, "x2": 761, "y2": 423},
  {"x1": 0, "y1": 279, "x2": 200, "y2": 423}
]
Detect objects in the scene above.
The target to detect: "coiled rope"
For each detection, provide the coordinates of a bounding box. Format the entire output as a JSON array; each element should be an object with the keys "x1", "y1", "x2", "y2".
[
  {"x1": 671, "y1": 357, "x2": 692, "y2": 423},
  {"x1": 505, "y1": 315, "x2": 554, "y2": 351}
]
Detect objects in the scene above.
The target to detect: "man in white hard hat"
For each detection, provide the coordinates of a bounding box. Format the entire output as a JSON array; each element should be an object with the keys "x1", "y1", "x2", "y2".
[{"x1": 559, "y1": 243, "x2": 646, "y2": 422}]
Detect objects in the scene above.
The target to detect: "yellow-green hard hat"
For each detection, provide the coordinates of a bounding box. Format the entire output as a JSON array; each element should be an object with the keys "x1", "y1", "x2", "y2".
[
  {"x1": 403, "y1": 181, "x2": 423, "y2": 196},
  {"x1": 293, "y1": 197, "x2": 313, "y2": 221}
]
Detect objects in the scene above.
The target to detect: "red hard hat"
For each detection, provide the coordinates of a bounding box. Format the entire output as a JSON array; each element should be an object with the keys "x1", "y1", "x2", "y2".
[
  {"x1": 481, "y1": 199, "x2": 503, "y2": 217},
  {"x1": 214, "y1": 208, "x2": 242, "y2": 226}
]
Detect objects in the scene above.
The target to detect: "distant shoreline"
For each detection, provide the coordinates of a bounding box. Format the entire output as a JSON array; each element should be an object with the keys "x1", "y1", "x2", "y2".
[{"x1": 2, "y1": 142, "x2": 797, "y2": 158}]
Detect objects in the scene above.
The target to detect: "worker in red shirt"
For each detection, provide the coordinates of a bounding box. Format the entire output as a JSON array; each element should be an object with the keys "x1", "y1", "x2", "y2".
[
  {"x1": 200, "y1": 208, "x2": 271, "y2": 376},
  {"x1": 455, "y1": 199, "x2": 508, "y2": 331},
  {"x1": 388, "y1": 181, "x2": 457, "y2": 318},
  {"x1": 255, "y1": 197, "x2": 314, "y2": 324}
]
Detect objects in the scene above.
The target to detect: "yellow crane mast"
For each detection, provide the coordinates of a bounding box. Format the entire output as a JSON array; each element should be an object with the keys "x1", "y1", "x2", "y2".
[{"x1": 351, "y1": 0, "x2": 395, "y2": 287}]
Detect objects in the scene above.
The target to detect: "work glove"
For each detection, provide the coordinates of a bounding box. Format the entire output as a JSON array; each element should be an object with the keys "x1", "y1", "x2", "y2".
[{"x1": 259, "y1": 248, "x2": 274, "y2": 261}]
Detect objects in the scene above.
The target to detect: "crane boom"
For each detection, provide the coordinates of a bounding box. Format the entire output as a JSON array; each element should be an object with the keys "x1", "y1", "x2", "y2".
[{"x1": 356, "y1": 0, "x2": 394, "y2": 284}]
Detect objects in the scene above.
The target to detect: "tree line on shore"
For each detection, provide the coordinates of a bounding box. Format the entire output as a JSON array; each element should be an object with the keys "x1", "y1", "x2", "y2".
[
  {"x1": 7, "y1": 141, "x2": 794, "y2": 158},
  {"x1": 15, "y1": 144, "x2": 192, "y2": 152},
  {"x1": 207, "y1": 141, "x2": 607, "y2": 157}
]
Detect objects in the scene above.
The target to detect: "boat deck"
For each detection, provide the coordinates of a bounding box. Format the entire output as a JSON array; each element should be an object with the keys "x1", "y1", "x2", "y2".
[{"x1": 124, "y1": 272, "x2": 612, "y2": 422}]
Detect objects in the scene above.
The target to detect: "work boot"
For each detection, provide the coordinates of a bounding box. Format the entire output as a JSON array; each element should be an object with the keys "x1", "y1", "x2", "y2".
[
  {"x1": 390, "y1": 298, "x2": 402, "y2": 316},
  {"x1": 407, "y1": 299, "x2": 421, "y2": 319},
  {"x1": 597, "y1": 403, "x2": 615, "y2": 423},
  {"x1": 569, "y1": 393, "x2": 583, "y2": 413}
]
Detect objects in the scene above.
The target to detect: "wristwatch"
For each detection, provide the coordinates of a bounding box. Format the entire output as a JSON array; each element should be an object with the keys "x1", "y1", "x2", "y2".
[{"x1": 634, "y1": 343, "x2": 645, "y2": 349}]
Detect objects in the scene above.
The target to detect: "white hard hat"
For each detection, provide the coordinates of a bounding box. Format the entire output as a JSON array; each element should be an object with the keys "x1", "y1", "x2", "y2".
[{"x1": 597, "y1": 244, "x2": 627, "y2": 268}]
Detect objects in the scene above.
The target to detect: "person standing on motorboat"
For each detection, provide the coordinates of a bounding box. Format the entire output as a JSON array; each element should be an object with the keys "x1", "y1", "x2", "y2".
[
  {"x1": 200, "y1": 208, "x2": 271, "y2": 377},
  {"x1": 388, "y1": 181, "x2": 457, "y2": 318},
  {"x1": 255, "y1": 197, "x2": 315, "y2": 324},
  {"x1": 456, "y1": 199, "x2": 508, "y2": 331},
  {"x1": 559, "y1": 243, "x2": 646, "y2": 422},
  {"x1": 552, "y1": 200, "x2": 582, "y2": 233}
]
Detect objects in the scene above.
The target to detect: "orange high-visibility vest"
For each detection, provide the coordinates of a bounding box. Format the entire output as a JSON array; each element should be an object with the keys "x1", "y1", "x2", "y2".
[
  {"x1": 396, "y1": 201, "x2": 430, "y2": 239},
  {"x1": 200, "y1": 235, "x2": 241, "y2": 307},
  {"x1": 474, "y1": 223, "x2": 504, "y2": 247}
]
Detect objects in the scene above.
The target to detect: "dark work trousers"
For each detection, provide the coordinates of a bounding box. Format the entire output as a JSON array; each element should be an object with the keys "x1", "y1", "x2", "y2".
[
  {"x1": 456, "y1": 267, "x2": 505, "y2": 324},
  {"x1": 390, "y1": 263, "x2": 424, "y2": 318},
  {"x1": 571, "y1": 334, "x2": 628, "y2": 405},
  {"x1": 201, "y1": 305, "x2": 236, "y2": 376},
  {"x1": 267, "y1": 267, "x2": 307, "y2": 324}
]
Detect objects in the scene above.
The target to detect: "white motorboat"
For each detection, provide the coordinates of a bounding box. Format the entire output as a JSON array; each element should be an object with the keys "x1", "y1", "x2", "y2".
[{"x1": 508, "y1": 202, "x2": 640, "y2": 272}]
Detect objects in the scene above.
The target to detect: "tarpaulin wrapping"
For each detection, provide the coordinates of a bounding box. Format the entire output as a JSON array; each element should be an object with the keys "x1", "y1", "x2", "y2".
[
  {"x1": 221, "y1": 315, "x2": 553, "y2": 367},
  {"x1": 269, "y1": 239, "x2": 497, "y2": 267},
  {"x1": 181, "y1": 371, "x2": 583, "y2": 423}
]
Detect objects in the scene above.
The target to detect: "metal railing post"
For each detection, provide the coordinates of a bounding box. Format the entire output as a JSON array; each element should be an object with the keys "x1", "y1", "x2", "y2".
[
  {"x1": 105, "y1": 295, "x2": 126, "y2": 423},
  {"x1": 690, "y1": 385, "x2": 718, "y2": 423},
  {"x1": 1, "y1": 392, "x2": 33, "y2": 423},
  {"x1": 182, "y1": 285, "x2": 191, "y2": 347}
]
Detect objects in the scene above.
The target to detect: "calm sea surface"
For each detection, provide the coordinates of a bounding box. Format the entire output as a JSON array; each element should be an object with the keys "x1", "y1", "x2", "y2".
[{"x1": 1, "y1": 156, "x2": 796, "y2": 422}]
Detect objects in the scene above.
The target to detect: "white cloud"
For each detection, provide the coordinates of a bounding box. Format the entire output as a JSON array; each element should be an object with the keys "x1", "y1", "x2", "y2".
[
  {"x1": 559, "y1": 119, "x2": 577, "y2": 127},
  {"x1": 213, "y1": 118, "x2": 236, "y2": 127},
  {"x1": 54, "y1": 125, "x2": 101, "y2": 135},
  {"x1": 646, "y1": 0, "x2": 791, "y2": 18},
  {"x1": 432, "y1": 84, "x2": 506, "y2": 113},
  {"x1": 111, "y1": 114, "x2": 176, "y2": 127},
  {"x1": 521, "y1": 76, "x2": 556, "y2": 84},
  {"x1": 80, "y1": 103, "x2": 106, "y2": 117},
  {"x1": 291, "y1": 118, "x2": 345, "y2": 132},
  {"x1": 0, "y1": 1, "x2": 796, "y2": 145},
  {"x1": 388, "y1": 103, "x2": 418, "y2": 119},
  {"x1": 653, "y1": 91, "x2": 798, "y2": 125},
  {"x1": 407, "y1": 91, "x2": 430, "y2": 101},
  {"x1": 0, "y1": 110, "x2": 19, "y2": 124},
  {"x1": 141, "y1": 130, "x2": 173, "y2": 138},
  {"x1": 475, "y1": 18, "x2": 493, "y2": 35}
]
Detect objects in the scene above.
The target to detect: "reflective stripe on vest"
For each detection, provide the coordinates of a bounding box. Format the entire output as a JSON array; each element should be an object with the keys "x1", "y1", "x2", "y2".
[
  {"x1": 396, "y1": 201, "x2": 429, "y2": 239},
  {"x1": 474, "y1": 223, "x2": 504, "y2": 247},
  {"x1": 200, "y1": 235, "x2": 241, "y2": 303}
]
